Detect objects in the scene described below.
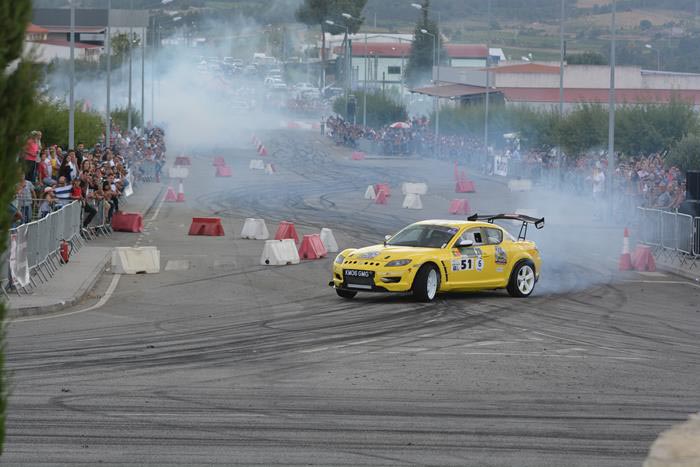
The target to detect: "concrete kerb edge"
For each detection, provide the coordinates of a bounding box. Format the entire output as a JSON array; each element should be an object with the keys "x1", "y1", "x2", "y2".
[
  {"x1": 7, "y1": 251, "x2": 110, "y2": 319},
  {"x1": 6, "y1": 184, "x2": 166, "y2": 319},
  {"x1": 654, "y1": 262, "x2": 700, "y2": 282}
]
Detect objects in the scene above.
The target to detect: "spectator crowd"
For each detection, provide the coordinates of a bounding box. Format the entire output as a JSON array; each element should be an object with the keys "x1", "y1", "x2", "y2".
[
  {"x1": 324, "y1": 114, "x2": 688, "y2": 215},
  {"x1": 11, "y1": 125, "x2": 167, "y2": 229}
]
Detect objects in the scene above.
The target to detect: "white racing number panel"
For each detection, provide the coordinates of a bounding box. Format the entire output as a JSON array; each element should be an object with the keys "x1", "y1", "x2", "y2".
[{"x1": 451, "y1": 256, "x2": 484, "y2": 272}]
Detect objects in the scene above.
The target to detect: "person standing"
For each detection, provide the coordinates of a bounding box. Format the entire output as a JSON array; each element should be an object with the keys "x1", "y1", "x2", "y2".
[
  {"x1": 591, "y1": 162, "x2": 606, "y2": 220},
  {"x1": 23, "y1": 131, "x2": 40, "y2": 182}
]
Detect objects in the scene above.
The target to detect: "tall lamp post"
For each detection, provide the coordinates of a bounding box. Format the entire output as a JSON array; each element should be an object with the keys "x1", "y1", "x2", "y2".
[
  {"x1": 325, "y1": 19, "x2": 350, "y2": 110},
  {"x1": 127, "y1": 0, "x2": 134, "y2": 133},
  {"x1": 69, "y1": 0, "x2": 75, "y2": 149},
  {"x1": 420, "y1": 29, "x2": 439, "y2": 159},
  {"x1": 557, "y1": 0, "x2": 565, "y2": 189},
  {"x1": 645, "y1": 43, "x2": 660, "y2": 71},
  {"x1": 413, "y1": 2, "x2": 441, "y2": 158},
  {"x1": 607, "y1": 0, "x2": 617, "y2": 219},
  {"x1": 106, "y1": 0, "x2": 111, "y2": 148}
]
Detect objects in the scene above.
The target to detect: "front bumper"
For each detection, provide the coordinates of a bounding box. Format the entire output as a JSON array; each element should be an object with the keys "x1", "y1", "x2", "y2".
[{"x1": 329, "y1": 263, "x2": 417, "y2": 293}]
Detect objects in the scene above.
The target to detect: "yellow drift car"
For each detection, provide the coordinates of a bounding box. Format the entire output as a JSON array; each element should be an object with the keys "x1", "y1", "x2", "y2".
[{"x1": 329, "y1": 214, "x2": 544, "y2": 302}]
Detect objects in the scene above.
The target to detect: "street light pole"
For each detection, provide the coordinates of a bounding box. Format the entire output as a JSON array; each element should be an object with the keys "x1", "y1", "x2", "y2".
[
  {"x1": 106, "y1": 0, "x2": 112, "y2": 148},
  {"x1": 607, "y1": 0, "x2": 617, "y2": 219},
  {"x1": 363, "y1": 32, "x2": 367, "y2": 127},
  {"x1": 127, "y1": 0, "x2": 134, "y2": 133},
  {"x1": 69, "y1": 0, "x2": 75, "y2": 150},
  {"x1": 484, "y1": 0, "x2": 491, "y2": 172},
  {"x1": 557, "y1": 0, "x2": 565, "y2": 188},
  {"x1": 141, "y1": 25, "x2": 145, "y2": 133},
  {"x1": 645, "y1": 44, "x2": 660, "y2": 71},
  {"x1": 420, "y1": 28, "x2": 437, "y2": 159}
]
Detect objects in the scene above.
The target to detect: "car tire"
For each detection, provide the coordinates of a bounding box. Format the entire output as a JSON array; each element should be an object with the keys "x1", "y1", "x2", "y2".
[
  {"x1": 507, "y1": 260, "x2": 536, "y2": 298},
  {"x1": 336, "y1": 289, "x2": 357, "y2": 299},
  {"x1": 412, "y1": 264, "x2": 440, "y2": 302}
]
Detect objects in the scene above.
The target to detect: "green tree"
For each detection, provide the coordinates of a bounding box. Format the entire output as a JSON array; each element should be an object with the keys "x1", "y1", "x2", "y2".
[
  {"x1": 32, "y1": 100, "x2": 104, "y2": 149},
  {"x1": 405, "y1": 0, "x2": 446, "y2": 89},
  {"x1": 111, "y1": 106, "x2": 142, "y2": 133},
  {"x1": 295, "y1": 0, "x2": 367, "y2": 86},
  {"x1": 0, "y1": 0, "x2": 38, "y2": 451},
  {"x1": 556, "y1": 104, "x2": 607, "y2": 156},
  {"x1": 667, "y1": 134, "x2": 700, "y2": 171},
  {"x1": 333, "y1": 91, "x2": 407, "y2": 127},
  {"x1": 566, "y1": 51, "x2": 607, "y2": 65}
]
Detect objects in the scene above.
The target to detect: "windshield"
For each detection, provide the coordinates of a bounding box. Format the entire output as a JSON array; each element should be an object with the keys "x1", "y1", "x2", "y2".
[{"x1": 387, "y1": 224, "x2": 459, "y2": 248}]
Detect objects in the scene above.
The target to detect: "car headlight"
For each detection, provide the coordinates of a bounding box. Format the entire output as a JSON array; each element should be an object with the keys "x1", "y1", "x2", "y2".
[
  {"x1": 334, "y1": 254, "x2": 345, "y2": 264},
  {"x1": 385, "y1": 259, "x2": 412, "y2": 267}
]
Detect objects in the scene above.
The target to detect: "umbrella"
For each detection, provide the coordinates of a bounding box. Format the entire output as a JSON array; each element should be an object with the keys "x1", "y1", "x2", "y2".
[{"x1": 389, "y1": 121, "x2": 411, "y2": 129}]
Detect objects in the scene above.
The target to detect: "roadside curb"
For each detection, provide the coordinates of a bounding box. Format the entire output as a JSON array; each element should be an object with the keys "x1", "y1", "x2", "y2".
[
  {"x1": 654, "y1": 262, "x2": 700, "y2": 282},
  {"x1": 7, "y1": 251, "x2": 111, "y2": 319},
  {"x1": 6, "y1": 183, "x2": 166, "y2": 319}
]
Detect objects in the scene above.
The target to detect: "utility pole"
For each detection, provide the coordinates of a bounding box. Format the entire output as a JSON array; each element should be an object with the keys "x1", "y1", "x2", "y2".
[
  {"x1": 141, "y1": 25, "x2": 145, "y2": 133},
  {"x1": 69, "y1": 0, "x2": 75, "y2": 149},
  {"x1": 106, "y1": 0, "x2": 111, "y2": 148},
  {"x1": 435, "y1": 11, "x2": 441, "y2": 159},
  {"x1": 363, "y1": 32, "x2": 367, "y2": 127},
  {"x1": 127, "y1": 0, "x2": 133, "y2": 132},
  {"x1": 484, "y1": 0, "x2": 491, "y2": 172},
  {"x1": 607, "y1": 0, "x2": 617, "y2": 219},
  {"x1": 557, "y1": 0, "x2": 565, "y2": 188}
]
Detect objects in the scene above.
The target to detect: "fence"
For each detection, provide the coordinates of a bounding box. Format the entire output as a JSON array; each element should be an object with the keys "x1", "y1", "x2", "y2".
[
  {"x1": 636, "y1": 207, "x2": 699, "y2": 268},
  {"x1": 1, "y1": 201, "x2": 86, "y2": 297}
]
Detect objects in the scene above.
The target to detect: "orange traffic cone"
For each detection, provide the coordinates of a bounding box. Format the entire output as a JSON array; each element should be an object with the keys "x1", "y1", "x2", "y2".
[
  {"x1": 164, "y1": 186, "x2": 177, "y2": 202},
  {"x1": 176, "y1": 180, "x2": 185, "y2": 202},
  {"x1": 619, "y1": 227, "x2": 632, "y2": 271}
]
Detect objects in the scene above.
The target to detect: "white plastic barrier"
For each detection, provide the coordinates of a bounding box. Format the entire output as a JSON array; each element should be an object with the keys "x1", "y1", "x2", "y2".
[
  {"x1": 240, "y1": 218, "x2": 270, "y2": 240},
  {"x1": 508, "y1": 179, "x2": 533, "y2": 192},
  {"x1": 112, "y1": 246, "x2": 160, "y2": 274},
  {"x1": 264, "y1": 163, "x2": 275, "y2": 175},
  {"x1": 260, "y1": 239, "x2": 300, "y2": 266},
  {"x1": 402, "y1": 193, "x2": 423, "y2": 210},
  {"x1": 401, "y1": 182, "x2": 428, "y2": 195},
  {"x1": 249, "y1": 159, "x2": 265, "y2": 170},
  {"x1": 644, "y1": 412, "x2": 700, "y2": 467},
  {"x1": 364, "y1": 185, "x2": 376, "y2": 200},
  {"x1": 320, "y1": 228, "x2": 339, "y2": 253},
  {"x1": 168, "y1": 167, "x2": 189, "y2": 179}
]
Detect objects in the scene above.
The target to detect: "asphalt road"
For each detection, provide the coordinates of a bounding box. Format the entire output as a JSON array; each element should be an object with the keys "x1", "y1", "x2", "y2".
[{"x1": 4, "y1": 130, "x2": 700, "y2": 466}]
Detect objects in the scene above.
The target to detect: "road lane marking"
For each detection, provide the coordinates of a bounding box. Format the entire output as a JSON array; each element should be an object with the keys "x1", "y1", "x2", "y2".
[
  {"x1": 11, "y1": 274, "x2": 122, "y2": 323},
  {"x1": 165, "y1": 260, "x2": 190, "y2": 271},
  {"x1": 147, "y1": 190, "x2": 166, "y2": 222},
  {"x1": 622, "y1": 280, "x2": 700, "y2": 289}
]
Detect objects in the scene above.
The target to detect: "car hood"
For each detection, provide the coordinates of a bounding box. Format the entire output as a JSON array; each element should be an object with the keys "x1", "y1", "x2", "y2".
[{"x1": 346, "y1": 244, "x2": 436, "y2": 261}]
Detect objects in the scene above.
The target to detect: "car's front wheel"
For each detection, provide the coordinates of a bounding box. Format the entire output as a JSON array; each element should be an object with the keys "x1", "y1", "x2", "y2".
[
  {"x1": 413, "y1": 264, "x2": 440, "y2": 302},
  {"x1": 336, "y1": 288, "x2": 357, "y2": 299},
  {"x1": 507, "y1": 260, "x2": 536, "y2": 297}
]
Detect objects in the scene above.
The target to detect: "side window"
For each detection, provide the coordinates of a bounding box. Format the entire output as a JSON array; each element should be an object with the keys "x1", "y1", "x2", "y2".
[
  {"x1": 460, "y1": 228, "x2": 484, "y2": 246},
  {"x1": 484, "y1": 227, "x2": 503, "y2": 245}
]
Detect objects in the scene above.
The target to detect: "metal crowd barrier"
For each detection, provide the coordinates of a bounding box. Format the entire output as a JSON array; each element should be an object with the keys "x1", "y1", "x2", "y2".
[
  {"x1": 1, "y1": 201, "x2": 85, "y2": 295},
  {"x1": 636, "y1": 207, "x2": 700, "y2": 267}
]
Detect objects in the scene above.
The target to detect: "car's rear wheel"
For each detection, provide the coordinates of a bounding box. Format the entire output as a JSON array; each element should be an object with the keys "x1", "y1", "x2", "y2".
[
  {"x1": 336, "y1": 288, "x2": 357, "y2": 299},
  {"x1": 507, "y1": 260, "x2": 536, "y2": 297},
  {"x1": 413, "y1": 264, "x2": 440, "y2": 302}
]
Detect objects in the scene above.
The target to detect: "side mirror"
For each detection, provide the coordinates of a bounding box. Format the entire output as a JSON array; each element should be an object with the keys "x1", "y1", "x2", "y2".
[{"x1": 458, "y1": 239, "x2": 474, "y2": 247}]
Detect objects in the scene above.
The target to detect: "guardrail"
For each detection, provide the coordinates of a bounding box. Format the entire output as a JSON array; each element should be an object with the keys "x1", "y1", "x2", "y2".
[
  {"x1": 1, "y1": 201, "x2": 85, "y2": 297},
  {"x1": 636, "y1": 207, "x2": 699, "y2": 268}
]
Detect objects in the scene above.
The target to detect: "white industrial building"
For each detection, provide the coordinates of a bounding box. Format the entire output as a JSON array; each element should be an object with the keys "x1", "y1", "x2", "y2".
[{"x1": 413, "y1": 62, "x2": 700, "y2": 110}]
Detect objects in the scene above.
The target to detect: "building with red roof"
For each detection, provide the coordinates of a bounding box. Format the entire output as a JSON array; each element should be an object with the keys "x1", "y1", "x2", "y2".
[{"x1": 413, "y1": 62, "x2": 700, "y2": 111}]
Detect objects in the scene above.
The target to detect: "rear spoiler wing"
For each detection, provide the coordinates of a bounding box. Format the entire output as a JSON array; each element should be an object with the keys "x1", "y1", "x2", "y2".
[{"x1": 467, "y1": 213, "x2": 545, "y2": 241}]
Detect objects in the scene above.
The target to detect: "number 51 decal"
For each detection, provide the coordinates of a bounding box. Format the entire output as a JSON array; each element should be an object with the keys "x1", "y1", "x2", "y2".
[{"x1": 452, "y1": 256, "x2": 484, "y2": 272}]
